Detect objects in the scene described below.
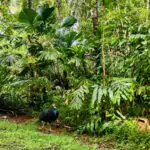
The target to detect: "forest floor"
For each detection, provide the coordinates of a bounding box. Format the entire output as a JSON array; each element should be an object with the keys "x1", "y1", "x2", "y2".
[
  {"x1": 0, "y1": 114, "x2": 117, "y2": 150},
  {"x1": 0, "y1": 114, "x2": 150, "y2": 150}
]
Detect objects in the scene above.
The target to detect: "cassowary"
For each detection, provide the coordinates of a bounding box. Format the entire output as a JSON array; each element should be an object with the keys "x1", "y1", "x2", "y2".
[{"x1": 39, "y1": 104, "x2": 59, "y2": 131}]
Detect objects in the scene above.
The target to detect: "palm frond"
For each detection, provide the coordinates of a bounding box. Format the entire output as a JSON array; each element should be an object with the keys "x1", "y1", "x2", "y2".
[{"x1": 70, "y1": 85, "x2": 89, "y2": 110}]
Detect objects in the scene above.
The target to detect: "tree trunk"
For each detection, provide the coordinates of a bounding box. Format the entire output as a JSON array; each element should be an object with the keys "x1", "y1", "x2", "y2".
[
  {"x1": 55, "y1": 0, "x2": 63, "y2": 20},
  {"x1": 27, "y1": 0, "x2": 31, "y2": 9},
  {"x1": 90, "y1": 1, "x2": 100, "y2": 75},
  {"x1": 146, "y1": 0, "x2": 150, "y2": 26},
  {"x1": 101, "y1": 0, "x2": 106, "y2": 85},
  {"x1": 101, "y1": 29, "x2": 106, "y2": 85},
  {"x1": 90, "y1": 0, "x2": 98, "y2": 35}
]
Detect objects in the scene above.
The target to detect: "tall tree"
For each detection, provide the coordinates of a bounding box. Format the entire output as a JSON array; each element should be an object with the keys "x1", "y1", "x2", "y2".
[
  {"x1": 146, "y1": 0, "x2": 150, "y2": 26},
  {"x1": 27, "y1": 0, "x2": 32, "y2": 8},
  {"x1": 90, "y1": 0, "x2": 98, "y2": 35},
  {"x1": 101, "y1": 0, "x2": 106, "y2": 85},
  {"x1": 55, "y1": 0, "x2": 62, "y2": 19}
]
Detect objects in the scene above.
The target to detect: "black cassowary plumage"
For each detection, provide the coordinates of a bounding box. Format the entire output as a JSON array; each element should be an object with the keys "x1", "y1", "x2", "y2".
[{"x1": 39, "y1": 105, "x2": 59, "y2": 123}]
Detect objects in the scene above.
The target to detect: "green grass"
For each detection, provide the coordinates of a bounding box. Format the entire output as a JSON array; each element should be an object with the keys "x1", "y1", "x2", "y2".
[
  {"x1": 0, "y1": 120, "x2": 96, "y2": 150},
  {"x1": 0, "y1": 119, "x2": 150, "y2": 150}
]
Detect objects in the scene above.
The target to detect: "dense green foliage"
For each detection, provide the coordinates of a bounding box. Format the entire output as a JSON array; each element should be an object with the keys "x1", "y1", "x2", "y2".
[
  {"x1": 100, "y1": 120, "x2": 150, "y2": 150},
  {"x1": 0, "y1": 0, "x2": 149, "y2": 136}
]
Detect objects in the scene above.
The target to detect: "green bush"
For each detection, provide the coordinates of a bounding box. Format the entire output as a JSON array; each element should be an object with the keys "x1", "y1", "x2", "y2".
[{"x1": 111, "y1": 120, "x2": 150, "y2": 150}]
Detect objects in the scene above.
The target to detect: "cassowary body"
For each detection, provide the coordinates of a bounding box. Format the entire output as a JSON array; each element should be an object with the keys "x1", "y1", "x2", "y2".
[
  {"x1": 39, "y1": 108, "x2": 59, "y2": 123},
  {"x1": 39, "y1": 104, "x2": 59, "y2": 130}
]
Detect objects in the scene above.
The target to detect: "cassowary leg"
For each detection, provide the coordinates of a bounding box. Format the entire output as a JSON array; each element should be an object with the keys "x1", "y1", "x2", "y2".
[
  {"x1": 41, "y1": 121, "x2": 45, "y2": 129},
  {"x1": 49, "y1": 125, "x2": 52, "y2": 132},
  {"x1": 47, "y1": 123, "x2": 52, "y2": 132},
  {"x1": 56, "y1": 119, "x2": 60, "y2": 124}
]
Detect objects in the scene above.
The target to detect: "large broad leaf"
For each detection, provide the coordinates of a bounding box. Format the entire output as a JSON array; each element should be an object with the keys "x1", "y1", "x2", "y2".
[
  {"x1": 61, "y1": 16, "x2": 77, "y2": 28},
  {"x1": 64, "y1": 31, "x2": 80, "y2": 47},
  {"x1": 91, "y1": 85, "x2": 99, "y2": 107},
  {"x1": 19, "y1": 8, "x2": 37, "y2": 25},
  {"x1": 36, "y1": 4, "x2": 55, "y2": 21},
  {"x1": 104, "y1": 0, "x2": 117, "y2": 9},
  {"x1": 98, "y1": 87, "x2": 103, "y2": 103}
]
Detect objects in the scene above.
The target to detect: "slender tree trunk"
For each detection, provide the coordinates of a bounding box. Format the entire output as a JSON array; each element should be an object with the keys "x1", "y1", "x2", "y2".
[
  {"x1": 146, "y1": 0, "x2": 150, "y2": 26},
  {"x1": 27, "y1": 0, "x2": 31, "y2": 9},
  {"x1": 90, "y1": 0, "x2": 98, "y2": 35},
  {"x1": 90, "y1": 1, "x2": 106, "y2": 84},
  {"x1": 101, "y1": 30, "x2": 106, "y2": 84},
  {"x1": 55, "y1": 0, "x2": 63, "y2": 20},
  {"x1": 101, "y1": 1, "x2": 106, "y2": 85},
  {"x1": 90, "y1": 1, "x2": 100, "y2": 75}
]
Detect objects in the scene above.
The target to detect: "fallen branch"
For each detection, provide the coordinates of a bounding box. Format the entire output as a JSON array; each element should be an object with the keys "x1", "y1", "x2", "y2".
[{"x1": 63, "y1": 125, "x2": 72, "y2": 129}]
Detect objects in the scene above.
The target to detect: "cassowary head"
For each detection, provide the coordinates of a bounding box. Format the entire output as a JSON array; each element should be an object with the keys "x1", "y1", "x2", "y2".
[
  {"x1": 52, "y1": 103, "x2": 56, "y2": 108},
  {"x1": 52, "y1": 103, "x2": 57, "y2": 115}
]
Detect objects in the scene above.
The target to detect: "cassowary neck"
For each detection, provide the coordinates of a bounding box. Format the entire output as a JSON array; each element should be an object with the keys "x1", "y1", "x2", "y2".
[{"x1": 53, "y1": 107, "x2": 57, "y2": 115}]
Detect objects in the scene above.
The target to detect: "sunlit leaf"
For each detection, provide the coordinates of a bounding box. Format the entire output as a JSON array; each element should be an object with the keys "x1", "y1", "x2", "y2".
[
  {"x1": 61, "y1": 16, "x2": 77, "y2": 28},
  {"x1": 108, "y1": 88, "x2": 113, "y2": 100},
  {"x1": 18, "y1": 8, "x2": 37, "y2": 25},
  {"x1": 91, "y1": 85, "x2": 99, "y2": 106},
  {"x1": 98, "y1": 87, "x2": 103, "y2": 103},
  {"x1": 36, "y1": 4, "x2": 55, "y2": 21}
]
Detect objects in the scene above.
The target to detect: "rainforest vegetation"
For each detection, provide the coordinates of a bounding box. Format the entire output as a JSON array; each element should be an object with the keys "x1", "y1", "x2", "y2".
[{"x1": 0, "y1": 0, "x2": 150, "y2": 149}]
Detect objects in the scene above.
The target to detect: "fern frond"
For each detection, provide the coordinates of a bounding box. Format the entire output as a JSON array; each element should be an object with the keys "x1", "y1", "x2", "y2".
[
  {"x1": 91, "y1": 84, "x2": 99, "y2": 107},
  {"x1": 38, "y1": 48, "x2": 60, "y2": 61},
  {"x1": 70, "y1": 85, "x2": 89, "y2": 110}
]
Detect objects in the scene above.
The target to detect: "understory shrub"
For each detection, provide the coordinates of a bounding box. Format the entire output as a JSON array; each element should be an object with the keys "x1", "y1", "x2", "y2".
[{"x1": 110, "y1": 120, "x2": 150, "y2": 150}]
